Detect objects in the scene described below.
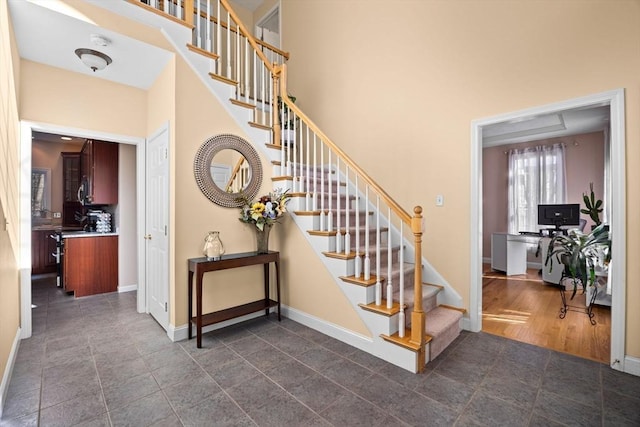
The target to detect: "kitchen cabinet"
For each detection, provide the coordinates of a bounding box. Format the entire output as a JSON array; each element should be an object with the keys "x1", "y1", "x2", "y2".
[
  {"x1": 80, "y1": 139, "x2": 119, "y2": 206},
  {"x1": 31, "y1": 229, "x2": 57, "y2": 274},
  {"x1": 63, "y1": 235, "x2": 118, "y2": 297},
  {"x1": 61, "y1": 152, "x2": 83, "y2": 227}
]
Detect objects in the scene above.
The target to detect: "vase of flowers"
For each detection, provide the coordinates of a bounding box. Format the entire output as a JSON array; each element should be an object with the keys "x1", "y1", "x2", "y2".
[{"x1": 238, "y1": 189, "x2": 290, "y2": 253}]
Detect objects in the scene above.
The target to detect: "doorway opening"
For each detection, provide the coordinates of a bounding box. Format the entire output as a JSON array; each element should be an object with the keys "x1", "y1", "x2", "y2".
[
  {"x1": 19, "y1": 122, "x2": 146, "y2": 339},
  {"x1": 469, "y1": 89, "x2": 627, "y2": 372}
]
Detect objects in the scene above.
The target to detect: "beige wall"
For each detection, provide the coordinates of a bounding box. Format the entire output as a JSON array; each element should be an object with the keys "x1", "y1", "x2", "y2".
[
  {"x1": 0, "y1": 0, "x2": 21, "y2": 408},
  {"x1": 482, "y1": 131, "x2": 605, "y2": 257},
  {"x1": 282, "y1": 0, "x2": 640, "y2": 356},
  {"x1": 20, "y1": 61, "x2": 147, "y2": 137}
]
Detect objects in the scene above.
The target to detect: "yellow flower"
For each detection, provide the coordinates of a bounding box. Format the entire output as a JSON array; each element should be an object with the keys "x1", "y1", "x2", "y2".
[{"x1": 251, "y1": 202, "x2": 265, "y2": 214}]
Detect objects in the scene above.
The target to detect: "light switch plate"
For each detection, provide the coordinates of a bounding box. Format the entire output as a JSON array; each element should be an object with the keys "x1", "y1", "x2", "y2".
[
  {"x1": 435, "y1": 195, "x2": 444, "y2": 206},
  {"x1": 53, "y1": 212, "x2": 61, "y2": 218}
]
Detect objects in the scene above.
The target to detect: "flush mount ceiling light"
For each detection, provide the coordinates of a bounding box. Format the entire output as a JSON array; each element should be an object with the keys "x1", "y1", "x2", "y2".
[{"x1": 74, "y1": 48, "x2": 112, "y2": 72}]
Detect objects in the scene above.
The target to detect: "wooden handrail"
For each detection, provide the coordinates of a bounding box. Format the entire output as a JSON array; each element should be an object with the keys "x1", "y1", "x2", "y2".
[
  {"x1": 128, "y1": 1, "x2": 288, "y2": 61},
  {"x1": 195, "y1": 9, "x2": 290, "y2": 60},
  {"x1": 219, "y1": 0, "x2": 277, "y2": 75},
  {"x1": 276, "y1": 64, "x2": 412, "y2": 225},
  {"x1": 225, "y1": 156, "x2": 245, "y2": 192}
]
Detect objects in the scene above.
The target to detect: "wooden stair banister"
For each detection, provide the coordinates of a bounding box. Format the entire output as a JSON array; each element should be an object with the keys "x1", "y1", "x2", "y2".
[
  {"x1": 275, "y1": 63, "x2": 427, "y2": 371},
  {"x1": 128, "y1": 0, "x2": 445, "y2": 373}
]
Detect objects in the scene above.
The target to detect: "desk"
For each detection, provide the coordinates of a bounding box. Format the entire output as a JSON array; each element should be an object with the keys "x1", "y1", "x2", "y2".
[
  {"x1": 491, "y1": 233, "x2": 536, "y2": 276},
  {"x1": 188, "y1": 251, "x2": 281, "y2": 348}
]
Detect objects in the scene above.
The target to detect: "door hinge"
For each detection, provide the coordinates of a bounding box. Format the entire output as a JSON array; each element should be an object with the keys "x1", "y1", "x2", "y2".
[
  {"x1": 164, "y1": 302, "x2": 167, "y2": 312},
  {"x1": 164, "y1": 225, "x2": 167, "y2": 236},
  {"x1": 164, "y1": 148, "x2": 168, "y2": 159}
]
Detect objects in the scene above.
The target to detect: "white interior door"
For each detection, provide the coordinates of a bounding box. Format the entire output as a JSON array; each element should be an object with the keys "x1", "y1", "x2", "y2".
[
  {"x1": 211, "y1": 163, "x2": 231, "y2": 190},
  {"x1": 146, "y1": 126, "x2": 169, "y2": 330}
]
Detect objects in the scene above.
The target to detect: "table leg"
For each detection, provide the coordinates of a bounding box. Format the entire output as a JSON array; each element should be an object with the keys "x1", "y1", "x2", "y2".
[
  {"x1": 275, "y1": 260, "x2": 281, "y2": 321},
  {"x1": 263, "y1": 263, "x2": 270, "y2": 317},
  {"x1": 188, "y1": 271, "x2": 194, "y2": 340},
  {"x1": 197, "y1": 271, "x2": 203, "y2": 348}
]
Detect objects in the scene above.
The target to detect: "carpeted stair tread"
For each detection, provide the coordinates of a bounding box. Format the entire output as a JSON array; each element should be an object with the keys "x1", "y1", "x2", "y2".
[{"x1": 424, "y1": 306, "x2": 463, "y2": 335}]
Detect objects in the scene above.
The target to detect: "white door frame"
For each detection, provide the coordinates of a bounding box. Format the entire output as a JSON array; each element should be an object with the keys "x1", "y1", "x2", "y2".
[
  {"x1": 469, "y1": 89, "x2": 627, "y2": 372},
  {"x1": 19, "y1": 121, "x2": 146, "y2": 339}
]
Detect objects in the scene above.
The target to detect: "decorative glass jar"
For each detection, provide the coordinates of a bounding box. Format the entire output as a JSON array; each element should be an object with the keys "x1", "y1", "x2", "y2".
[{"x1": 203, "y1": 231, "x2": 224, "y2": 260}]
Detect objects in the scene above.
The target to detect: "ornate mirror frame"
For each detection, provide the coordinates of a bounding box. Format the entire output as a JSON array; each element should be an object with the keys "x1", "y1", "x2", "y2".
[{"x1": 193, "y1": 134, "x2": 263, "y2": 208}]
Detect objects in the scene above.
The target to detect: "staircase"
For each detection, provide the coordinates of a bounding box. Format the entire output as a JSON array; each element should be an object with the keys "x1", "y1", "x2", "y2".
[{"x1": 122, "y1": 0, "x2": 465, "y2": 372}]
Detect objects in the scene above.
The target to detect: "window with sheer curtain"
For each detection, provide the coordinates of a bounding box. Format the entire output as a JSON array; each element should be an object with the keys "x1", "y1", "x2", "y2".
[{"x1": 508, "y1": 143, "x2": 567, "y2": 234}]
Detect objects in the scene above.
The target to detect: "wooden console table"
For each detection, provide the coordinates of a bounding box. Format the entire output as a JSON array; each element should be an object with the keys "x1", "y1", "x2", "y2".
[{"x1": 188, "y1": 251, "x2": 281, "y2": 348}]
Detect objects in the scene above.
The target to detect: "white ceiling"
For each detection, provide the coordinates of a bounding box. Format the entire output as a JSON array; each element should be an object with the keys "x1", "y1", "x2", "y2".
[
  {"x1": 8, "y1": 0, "x2": 172, "y2": 90},
  {"x1": 230, "y1": 0, "x2": 264, "y2": 12},
  {"x1": 482, "y1": 105, "x2": 610, "y2": 147}
]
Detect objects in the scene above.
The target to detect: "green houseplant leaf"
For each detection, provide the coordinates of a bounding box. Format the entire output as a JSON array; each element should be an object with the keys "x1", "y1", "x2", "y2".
[
  {"x1": 580, "y1": 182, "x2": 603, "y2": 226},
  {"x1": 544, "y1": 223, "x2": 610, "y2": 300}
]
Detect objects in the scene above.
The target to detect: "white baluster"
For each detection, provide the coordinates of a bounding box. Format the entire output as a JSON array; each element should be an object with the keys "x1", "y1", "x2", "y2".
[
  {"x1": 319, "y1": 143, "x2": 325, "y2": 230},
  {"x1": 335, "y1": 158, "x2": 342, "y2": 253},
  {"x1": 235, "y1": 26, "x2": 240, "y2": 98},
  {"x1": 226, "y1": 11, "x2": 231, "y2": 78},
  {"x1": 386, "y1": 207, "x2": 393, "y2": 310},
  {"x1": 196, "y1": 0, "x2": 201, "y2": 47},
  {"x1": 327, "y1": 150, "x2": 333, "y2": 232},
  {"x1": 206, "y1": 0, "x2": 211, "y2": 51},
  {"x1": 399, "y1": 222, "x2": 405, "y2": 338},
  {"x1": 375, "y1": 195, "x2": 381, "y2": 306},
  {"x1": 244, "y1": 38, "x2": 249, "y2": 102},
  {"x1": 344, "y1": 166, "x2": 350, "y2": 255},
  {"x1": 312, "y1": 134, "x2": 317, "y2": 212},
  {"x1": 253, "y1": 51, "x2": 257, "y2": 107},
  {"x1": 305, "y1": 126, "x2": 310, "y2": 211},
  {"x1": 216, "y1": 0, "x2": 221, "y2": 74},
  {"x1": 364, "y1": 186, "x2": 370, "y2": 281},
  {"x1": 355, "y1": 175, "x2": 361, "y2": 278},
  {"x1": 280, "y1": 106, "x2": 285, "y2": 176}
]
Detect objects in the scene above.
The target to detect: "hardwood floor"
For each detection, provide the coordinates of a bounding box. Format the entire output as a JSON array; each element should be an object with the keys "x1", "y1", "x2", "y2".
[{"x1": 482, "y1": 264, "x2": 611, "y2": 363}]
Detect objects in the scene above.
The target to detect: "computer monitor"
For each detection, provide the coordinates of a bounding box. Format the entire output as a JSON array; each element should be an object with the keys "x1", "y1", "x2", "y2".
[{"x1": 537, "y1": 204, "x2": 581, "y2": 232}]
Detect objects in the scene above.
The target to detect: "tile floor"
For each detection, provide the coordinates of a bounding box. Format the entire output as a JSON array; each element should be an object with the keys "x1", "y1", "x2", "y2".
[{"x1": 1, "y1": 276, "x2": 639, "y2": 426}]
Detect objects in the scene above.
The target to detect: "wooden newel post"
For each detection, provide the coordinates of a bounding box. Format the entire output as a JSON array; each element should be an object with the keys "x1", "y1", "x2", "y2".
[
  {"x1": 272, "y1": 64, "x2": 282, "y2": 145},
  {"x1": 410, "y1": 205, "x2": 426, "y2": 372},
  {"x1": 184, "y1": 0, "x2": 194, "y2": 26}
]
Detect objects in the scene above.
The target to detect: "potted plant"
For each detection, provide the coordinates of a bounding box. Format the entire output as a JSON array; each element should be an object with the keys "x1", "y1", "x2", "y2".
[
  {"x1": 581, "y1": 182, "x2": 603, "y2": 228},
  {"x1": 544, "y1": 223, "x2": 610, "y2": 300}
]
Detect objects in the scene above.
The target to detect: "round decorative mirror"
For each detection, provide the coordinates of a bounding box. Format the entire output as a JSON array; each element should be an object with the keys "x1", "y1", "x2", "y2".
[{"x1": 194, "y1": 134, "x2": 263, "y2": 208}]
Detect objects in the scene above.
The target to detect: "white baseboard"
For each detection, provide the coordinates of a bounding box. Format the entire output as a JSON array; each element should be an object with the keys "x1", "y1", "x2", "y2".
[
  {"x1": 118, "y1": 284, "x2": 137, "y2": 293},
  {"x1": 0, "y1": 327, "x2": 21, "y2": 418},
  {"x1": 168, "y1": 304, "x2": 373, "y2": 353},
  {"x1": 281, "y1": 305, "x2": 373, "y2": 351},
  {"x1": 623, "y1": 355, "x2": 640, "y2": 377},
  {"x1": 168, "y1": 309, "x2": 276, "y2": 342}
]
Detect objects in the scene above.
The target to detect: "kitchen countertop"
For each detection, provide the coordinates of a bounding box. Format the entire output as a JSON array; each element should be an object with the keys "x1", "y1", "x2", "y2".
[{"x1": 61, "y1": 231, "x2": 118, "y2": 238}]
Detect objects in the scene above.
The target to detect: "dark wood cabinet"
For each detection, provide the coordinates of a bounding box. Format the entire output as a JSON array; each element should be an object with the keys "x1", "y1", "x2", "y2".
[
  {"x1": 61, "y1": 152, "x2": 83, "y2": 227},
  {"x1": 80, "y1": 140, "x2": 119, "y2": 206},
  {"x1": 63, "y1": 235, "x2": 118, "y2": 297},
  {"x1": 31, "y1": 230, "x2": 57, "y2": 274}
]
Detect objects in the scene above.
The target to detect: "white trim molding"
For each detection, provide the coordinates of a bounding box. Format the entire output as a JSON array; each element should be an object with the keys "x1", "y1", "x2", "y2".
[
  {"x1": 470, "y1": 89, "x2": 627, "y2": 372},
  {"x1": 0, "y1": 327, "x2": 21, "y2": 418},
  {"x1": 623, "y1": 356, "x2": 640, "y2": 377}
]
